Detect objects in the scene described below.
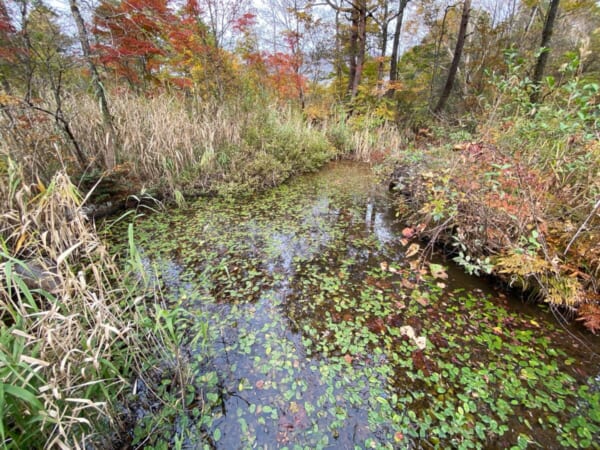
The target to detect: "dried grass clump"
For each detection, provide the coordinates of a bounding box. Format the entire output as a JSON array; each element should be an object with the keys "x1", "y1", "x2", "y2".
[
  {"x1": 67, "y1": 93, "x2": 245, "y2": 190},
  {"x1": 0, "y1": 95, "x2": 73, "y2": 181},
  {"x1": 351, "y1": 122, "x2": 407, "y2": 163},
  {"x1": 320, "y1": 110, "x2": 409, "y2": 162},
  {"x1": 1, "y1": 90, "x2": 334, "y2": 201},
  {"x1": 0, "y1": 154, "x2": 145, "y2": 448},
  {"x1": 73, "y1": 94, "x2": 333, "y2": 195}
]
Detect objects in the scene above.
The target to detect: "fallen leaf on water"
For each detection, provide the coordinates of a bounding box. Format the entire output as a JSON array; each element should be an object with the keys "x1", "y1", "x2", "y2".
[
  {"x1": 399, "y1": 325, "x2": 416, "y2": 339},
  {"x1": 401, "y1": 227, "x2": 415, "y2": 238},
  {"x1": 429, "y1": 263, "x2": 448, "y2": 279},
  {"x1": 389, "y1": 265, "x2": 401, "y2": 274},
  {"x1": 255, "y1": 380, "x2": 265, "y2": 389},
  {"x1": 406, "y1": 243, "x2": 420, "y2": 258},
  {"x1": 401, "y1": 278, "x2": 415, "y2": 289},
  {"x1": 367, "y1": 317, "x2": 386, "y2": 334},
  {"x1": 409, "y1": 260, "x2": 420, "y2": 270}
]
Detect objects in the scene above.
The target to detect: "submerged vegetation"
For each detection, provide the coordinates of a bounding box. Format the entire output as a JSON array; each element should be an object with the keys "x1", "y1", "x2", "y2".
[
  {"x1": 1, "y1": 0, "x2": 599, "y2": 447},
  {"x1": 108, "y1": 164, "x2": 600, "y2": 448}
]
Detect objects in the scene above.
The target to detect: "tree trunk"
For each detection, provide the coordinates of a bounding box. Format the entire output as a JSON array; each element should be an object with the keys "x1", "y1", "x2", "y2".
[
  {"x1": 327, "y1": 0, "x2": 370, "y2": 98},
  {"x1": 530, "y1": 0, "x2": 560, "y2": 104},
  {"x1": 376, "y1": 0, "x2": 389, "y2": 82},
  {"x1": 350, "y1": 3, "x2": 368, "y2": 97},
  {"x1": 433, "y1": 0, "x2": 471, "y2": 114},
  {"x1": 69, "y1": 0, "x2": 119, "y2": 169},
  {"x1": 389, "y1": 0, "x2": 409, "y2": 83}
]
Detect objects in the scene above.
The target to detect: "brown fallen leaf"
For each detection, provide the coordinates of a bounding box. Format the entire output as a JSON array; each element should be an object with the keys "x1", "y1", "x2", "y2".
[
  {"x1": 401, "y1": 278, "x2": 415, "y2": 289},
  {"x1": 401, "y1": 227, "x2": 415, "y2": 238},
  {"x1": 406, "y1": 243, "x2": 420, "y2": 258},
  {"x1": 344, "y1": 354, "x2": 353, "y2": 364}
]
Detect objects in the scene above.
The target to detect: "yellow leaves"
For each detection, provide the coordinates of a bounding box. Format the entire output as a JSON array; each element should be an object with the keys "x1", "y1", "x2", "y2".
[
  {"x1": 496, "y1": 251, "x2": 551, "y2": 278},
  {"x1": 37, "y1": 179, "x2": 46, "y2": 194},
  {"x1": 304, "y1": 104, "x2": 328, "y2": 123},
  {"x1": 0, "y1": 93, "x2": 20, "y2": 106},
  {"x1": 546, "y1": 277, "x2": 583, "y2": 307},
  {"x1": 495, "y1": 250, "x2": 586, "y2": 307},
  {"x1": 14, "y1": 231, "x2": 29, "y2": 254}
]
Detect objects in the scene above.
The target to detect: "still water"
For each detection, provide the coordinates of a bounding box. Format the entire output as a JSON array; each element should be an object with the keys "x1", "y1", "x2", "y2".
[{"x1": 121, "y1": 162, "x2": 599, "y2": 449}]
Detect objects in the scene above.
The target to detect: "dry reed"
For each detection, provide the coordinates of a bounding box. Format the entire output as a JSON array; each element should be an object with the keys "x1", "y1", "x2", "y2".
[{"x1": 0, "y1": 152, "x2": 152, "y2": 448}]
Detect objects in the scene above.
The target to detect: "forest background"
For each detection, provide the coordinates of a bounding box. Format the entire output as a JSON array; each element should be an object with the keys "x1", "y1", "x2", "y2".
[{"x1": 0, "y1": 0, "x2": 599, "y2": 447}]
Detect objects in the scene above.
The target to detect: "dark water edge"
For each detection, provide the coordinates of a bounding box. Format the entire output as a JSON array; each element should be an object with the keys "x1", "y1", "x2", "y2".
[{"x1": 112, "y1": 161, "x2": 600, "y2": 449}]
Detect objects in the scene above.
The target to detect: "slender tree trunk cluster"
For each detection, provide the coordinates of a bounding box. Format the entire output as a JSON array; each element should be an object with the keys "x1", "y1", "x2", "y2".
[
  {"x1": 434, "y1": 0, "x2": 471, "y2": 114},
  {"x1": 389, "y1": 0, "x2": 410, "y2": 83},
  {"x1": 327, "y1": 0, "x2": 372, "y2": 99}
]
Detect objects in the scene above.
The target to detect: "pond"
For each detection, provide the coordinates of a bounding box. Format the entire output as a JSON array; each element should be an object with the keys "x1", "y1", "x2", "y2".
[{"x1": 116, "y1": 161, "x2": 600, "y2": 449}]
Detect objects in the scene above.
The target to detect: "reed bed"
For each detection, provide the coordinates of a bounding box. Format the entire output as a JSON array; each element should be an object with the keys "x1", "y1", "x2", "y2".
[{"x1": 0, "y1": 152, "x2": 175, "y2": 448}]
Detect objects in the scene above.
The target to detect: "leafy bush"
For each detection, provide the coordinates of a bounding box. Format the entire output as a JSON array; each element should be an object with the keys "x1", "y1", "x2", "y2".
[{"x1": 386, "y1": 49, "x2": 600, "y2": 332}]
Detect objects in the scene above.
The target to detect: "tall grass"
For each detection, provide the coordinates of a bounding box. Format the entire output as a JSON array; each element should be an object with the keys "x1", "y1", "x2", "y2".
[
  {"x1": 0, "y1": 91, "x2": 335, "y2": 199},
  {"x1": 1, "y1": 89, "x2": 412, "y2": 201},
  {"x1": 320, "y1": 108, "x2": 409, "y2": 163},
  {"x1": 0, "y1": 153, "x2": 197, "y2": 448}
]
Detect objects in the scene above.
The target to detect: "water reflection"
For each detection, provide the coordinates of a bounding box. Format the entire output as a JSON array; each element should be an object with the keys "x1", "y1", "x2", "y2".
[{"x1": 124, "y1": 161, "x2": 600, "y2": 449}]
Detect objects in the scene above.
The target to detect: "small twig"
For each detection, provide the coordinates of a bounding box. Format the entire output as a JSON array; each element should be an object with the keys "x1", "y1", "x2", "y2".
[{"x1": 564, "y1": 197, "x2": 600, "y2": 256}]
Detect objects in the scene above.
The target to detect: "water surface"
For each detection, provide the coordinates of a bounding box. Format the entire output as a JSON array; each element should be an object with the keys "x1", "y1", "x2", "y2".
[{"x1": 119, "y1": 162, "x2": 600, "y2": 449}]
